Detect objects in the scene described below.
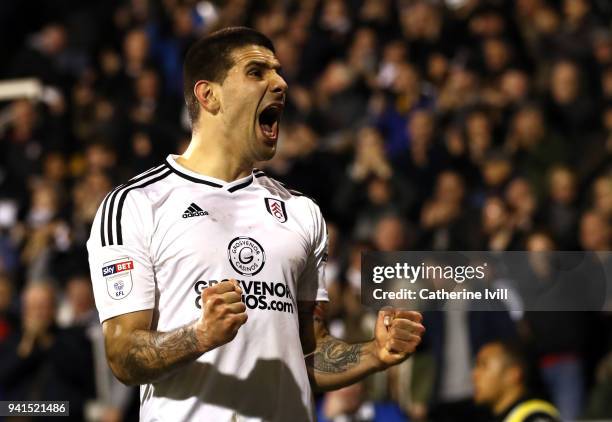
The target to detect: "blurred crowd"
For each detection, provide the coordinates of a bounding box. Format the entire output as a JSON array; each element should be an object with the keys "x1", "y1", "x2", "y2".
[{"x1": 0, "y1": 0, "x2": 612, "y2": 421}]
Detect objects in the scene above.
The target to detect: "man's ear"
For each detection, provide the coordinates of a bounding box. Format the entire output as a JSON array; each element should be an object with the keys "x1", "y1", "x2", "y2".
[
  {"x1": 194, "y1": 80, "x2": 220, "y2": 115},
  {"x1": 505, "y1": 365, "x2": 523, "y2": 386}
]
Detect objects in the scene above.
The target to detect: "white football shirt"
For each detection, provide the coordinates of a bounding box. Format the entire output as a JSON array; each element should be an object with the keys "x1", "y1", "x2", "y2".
[{"x1": 87, "y1": 154, "x2": 328, "y2": 422}]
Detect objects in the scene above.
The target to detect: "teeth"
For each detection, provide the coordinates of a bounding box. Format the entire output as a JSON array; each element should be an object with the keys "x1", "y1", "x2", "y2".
[
  {"x1": 260, "y1": 121, "x2": 278, "y2": 140},
  {"x1": 258, "y1": 104, "x2": 282, "y2": 140}
]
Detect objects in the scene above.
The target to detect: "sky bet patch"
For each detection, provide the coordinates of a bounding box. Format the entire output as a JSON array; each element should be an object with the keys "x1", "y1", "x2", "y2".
[
  {"x1": 102, "y1": 257, "x2": 134, "y2": 300},
  {"x1": 102, "y1": 259, "x2": 134, "y2": 276}
]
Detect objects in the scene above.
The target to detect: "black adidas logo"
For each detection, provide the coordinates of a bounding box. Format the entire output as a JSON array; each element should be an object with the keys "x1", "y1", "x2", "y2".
[{"x1": 182, "y1": 203, "x2": 208, "y2": 218}]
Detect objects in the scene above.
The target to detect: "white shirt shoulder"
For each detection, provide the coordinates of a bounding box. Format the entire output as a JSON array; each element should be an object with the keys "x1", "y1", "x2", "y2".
[{"x1": 87, "y1": 164, "x2": 172, "y2": 322}]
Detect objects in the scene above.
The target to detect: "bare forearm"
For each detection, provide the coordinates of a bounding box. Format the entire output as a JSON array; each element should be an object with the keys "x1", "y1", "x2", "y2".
[
  {"x1": 104, "y1": 281, "x2": 248, "y2": 386},
  {"x1": 299, "y1": 302, "x2": 423, "y2": 392},
  {"x1": 307, "y1": 335, "x2": 382, "y2": 392},
  {"x1": 108, "y1": 322, "x2": 203, "y2": 385}
]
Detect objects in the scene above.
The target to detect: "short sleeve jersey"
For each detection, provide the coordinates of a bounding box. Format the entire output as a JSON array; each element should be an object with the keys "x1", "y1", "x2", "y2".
[{"x1": 87, "y1": 155, "x2": 328, "y2": 422}]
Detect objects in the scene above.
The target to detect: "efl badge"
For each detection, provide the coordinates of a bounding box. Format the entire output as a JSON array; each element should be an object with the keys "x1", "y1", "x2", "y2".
[
  {"x1": 102, "y1": 257, "x2": 134, "y2": 300},
  {"x1": 265, "y1": 197, "x2": 288, "y2": 223}
]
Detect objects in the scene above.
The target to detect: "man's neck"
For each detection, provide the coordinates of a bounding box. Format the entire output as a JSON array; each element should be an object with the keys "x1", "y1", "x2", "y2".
[
  {"x1": 493, "y1": 386, "x2": 525, "y2": 415},
  {"x1": 178, "y1": 132, "x2": 252, "y2": 182}
]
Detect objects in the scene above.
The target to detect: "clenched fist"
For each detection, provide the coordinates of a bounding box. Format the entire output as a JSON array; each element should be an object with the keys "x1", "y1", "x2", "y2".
[
  {"x1": 194, "y1": 279, "x2": 247, "y2": 352},
  {"x1": 373, "y1": 307, "x2": 424, "y2": 368}
]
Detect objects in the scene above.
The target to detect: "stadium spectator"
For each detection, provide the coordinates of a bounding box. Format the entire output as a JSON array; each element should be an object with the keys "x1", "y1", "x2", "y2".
[
  {"x1": 0, "y1": 282, "x2": 94, "y2": 419},
  {"x1": 520, "y1": 231, "x2": 592, "y2": 420},
  {"x1": 419, "y1": 170, "x2": 474, "y2": 250},
  {"x1": 473, "y1": 340, "x2": 560, "y2": 422},
  {"x1": 419, "y1": 306, "x2": 516, "y2": 422},
  {"x1": 542, "y1": 166, "x2": 580, "y2": 249}
]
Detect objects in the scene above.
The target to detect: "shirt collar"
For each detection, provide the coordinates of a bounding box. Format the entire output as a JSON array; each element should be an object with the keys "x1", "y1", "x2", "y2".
[{"x1": 165, "y1": 154, "x2": 254, "y2": 192}]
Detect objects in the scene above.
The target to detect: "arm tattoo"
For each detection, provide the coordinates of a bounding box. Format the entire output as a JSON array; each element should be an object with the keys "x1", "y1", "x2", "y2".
[
  {"x1": 120, "y1": 324, "x2": 201, "y2": 384},
  {"x1": 313, "y1": 337, "x2": 363, "y2": 373}
]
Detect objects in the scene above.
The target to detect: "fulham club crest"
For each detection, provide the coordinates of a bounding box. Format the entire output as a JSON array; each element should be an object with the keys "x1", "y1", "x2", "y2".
[{"x1": 265, "y1": 197, "x2": 288, "y2": 223}]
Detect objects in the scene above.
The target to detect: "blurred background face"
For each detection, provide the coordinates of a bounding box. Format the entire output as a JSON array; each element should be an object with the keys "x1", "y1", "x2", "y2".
[
  {"x1": 483, "y1": 198, "x2": 508, "y2": 234},
  {"x1": 28, "y1": 183, "x2": 59, "y2": 227},
  {"x1": 447, "y1": 66, "x2": 477, "y2": 93},
  {"x1": 483, "y1": 38, "x2": 510, "y2": 73},
  {"x1": 525, "y1": 232, "x2": 555, "y2": 280},
  {"x1": 408, "y1": 110, "x2": 435, "y2": 147},
  {"x1": 392, "y1": 63, "x2": 419, "y2": 94},
  {"x1": 356, "y1": 126, "x2": 384, "y2": 157},
  {"x1": 22, "y1": 284, "x2": 56, "y2": 329},
  {"x1": 86, "y1": 144, "x2": 117, "y2": 171},
  {"x1": 373, "y1": 216, "x2": 406, "y2": 251},
  {"x1": 551, "y1": 61, "x2": 579, "y2": 104},
  {"x1": 513, "y1": 107, "x2": 545, "y2": 144},
  {"x1": 473, "y1": 343, "x2": 512, "y2": 405},
  {"x1": 367, "y1": 177, "x2": 391, "y2": 205},
  {"x1": 466, "y1": 112, "x2": 491, "y2": 141},
  {"x1": 594, "y1": 177, "x2": 612, "y2": 216},
  {"x1": 360, "y1": 0, "x2": 390, "y2": 22},
  {"x1": 580, "y1": 212, "x2": 610, "y2": 250},
  {"x1": 66, "y1": 276, "x2": 95, "y2": 319},
  {"x1": 593, "y1": 32, "x2": 612, "y2": 65},
  {"x1": 382, "y1": 41, "x2": 406, "y2": 65},
  {"x1": 136, "y1": 69, "x2": 159, "y2": 100},
  {"x1": 534, "y1": 7, "x2": 560, "y2": 34},
  {"x1": 501, "y1": 70, "x2": 529, "y2": 103},
  {"x1": 123, "y1": 29, "x2": 149, "y2": 63},
  {"x1": 517, "y1": 0, "x2": 544, "y2": 17},
  {"x1": 132, "y1": 132, "x2": 153, "y2": 157},
  {"x1": 32, "y1": 184, "x2": 58, "y2": 213},
  {"x1": 506, "y1": 178, "x2": 535, "y2": 213},
  {"x1": 350, "y1": 27, "x2": 376, "y2": 55},
  {"x1": 564, "y1": 0, "x2": 590, "y2": 23},
  {"x1": 427, "y1": 52, "x2": 448, "y2": 83},
  {"x1": 469, "y1": 11, "x2": 505, "y2": 38},
  {"x1": 40, "y1": 24, "x2": 67, "y2": 56},
  {"x1": 527, "y1": 232, "x2": 555, "y2": 251},
  {"x1": 319, "y1": 61, "x2": 353, "y2": 95},
  {"x1": 483, "y1": 158, "x2": 512, "y2": 188},
  {"x1": 12, "y1": 99, "x2": 36, "y2": 131},
  {"x1": 43, "y1": 153, "x2": 67, "y2": 182},
  {"x1": 550, "y1": 167, "x2": 576, "y2": 204},
  {"x1": 172, "y1": 6, "x2": 194, "y2": 37},
  {"x1": 100, "y1": 48, "x2": 121, "y2": 76},
  {"x1": 466, "y1": 111, "x2": 492, "y2": 160},
  {"x1": 435, "y1": 171, "x2": 464, "y2": 204},
  {"x1": 273, "y1": 37, "x2": 297, "y2": 77},
  {"x1": 72, "y1": 171, "x2": 112, "y2": 224}
]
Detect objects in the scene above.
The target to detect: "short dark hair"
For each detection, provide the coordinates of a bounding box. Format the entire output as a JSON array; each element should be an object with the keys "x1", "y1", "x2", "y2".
[
  {"x1": 491, "y1": 340, "x2": 528, "y2": 377},
  {"x1": 183, "y1": 27, "x2": 275, "y2": 124}
]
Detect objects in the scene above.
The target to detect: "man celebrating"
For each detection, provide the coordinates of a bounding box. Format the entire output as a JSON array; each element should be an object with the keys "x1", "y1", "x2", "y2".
[
  {"x1": 473, "y1": 341, "x2": 560, "y2": 422},
  {"x1": 87, "y1": 27, "x2": 424, "y2": 421}
]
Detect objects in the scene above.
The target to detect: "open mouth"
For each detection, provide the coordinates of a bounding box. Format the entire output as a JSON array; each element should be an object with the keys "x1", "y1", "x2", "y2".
[{"x1": 258, "y1": 104, "x2": 283, "y2": 141}]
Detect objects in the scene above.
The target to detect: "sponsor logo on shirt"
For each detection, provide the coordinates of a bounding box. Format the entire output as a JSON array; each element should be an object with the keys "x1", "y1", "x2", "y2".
[
  {"x1": 194, "y1": 279, "x2": 295, "y2": 314},
  {"x1": 182, "y1": 202, "x2": 208, "y2": 218},
  {"x1": 228, "y1": 237, "x2": 266, "y2": 276},
  {"x1": 102, "y1": 260, "x2": 134, "y2": 276},
  {"x1": 102, "y1": 257, "x2": 134, "y2": 300}
]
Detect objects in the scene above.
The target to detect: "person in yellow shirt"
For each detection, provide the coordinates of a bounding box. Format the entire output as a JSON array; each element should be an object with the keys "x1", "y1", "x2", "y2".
[{"x1": 473, "y1": 341, "x2": 560, "y2": 422}]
